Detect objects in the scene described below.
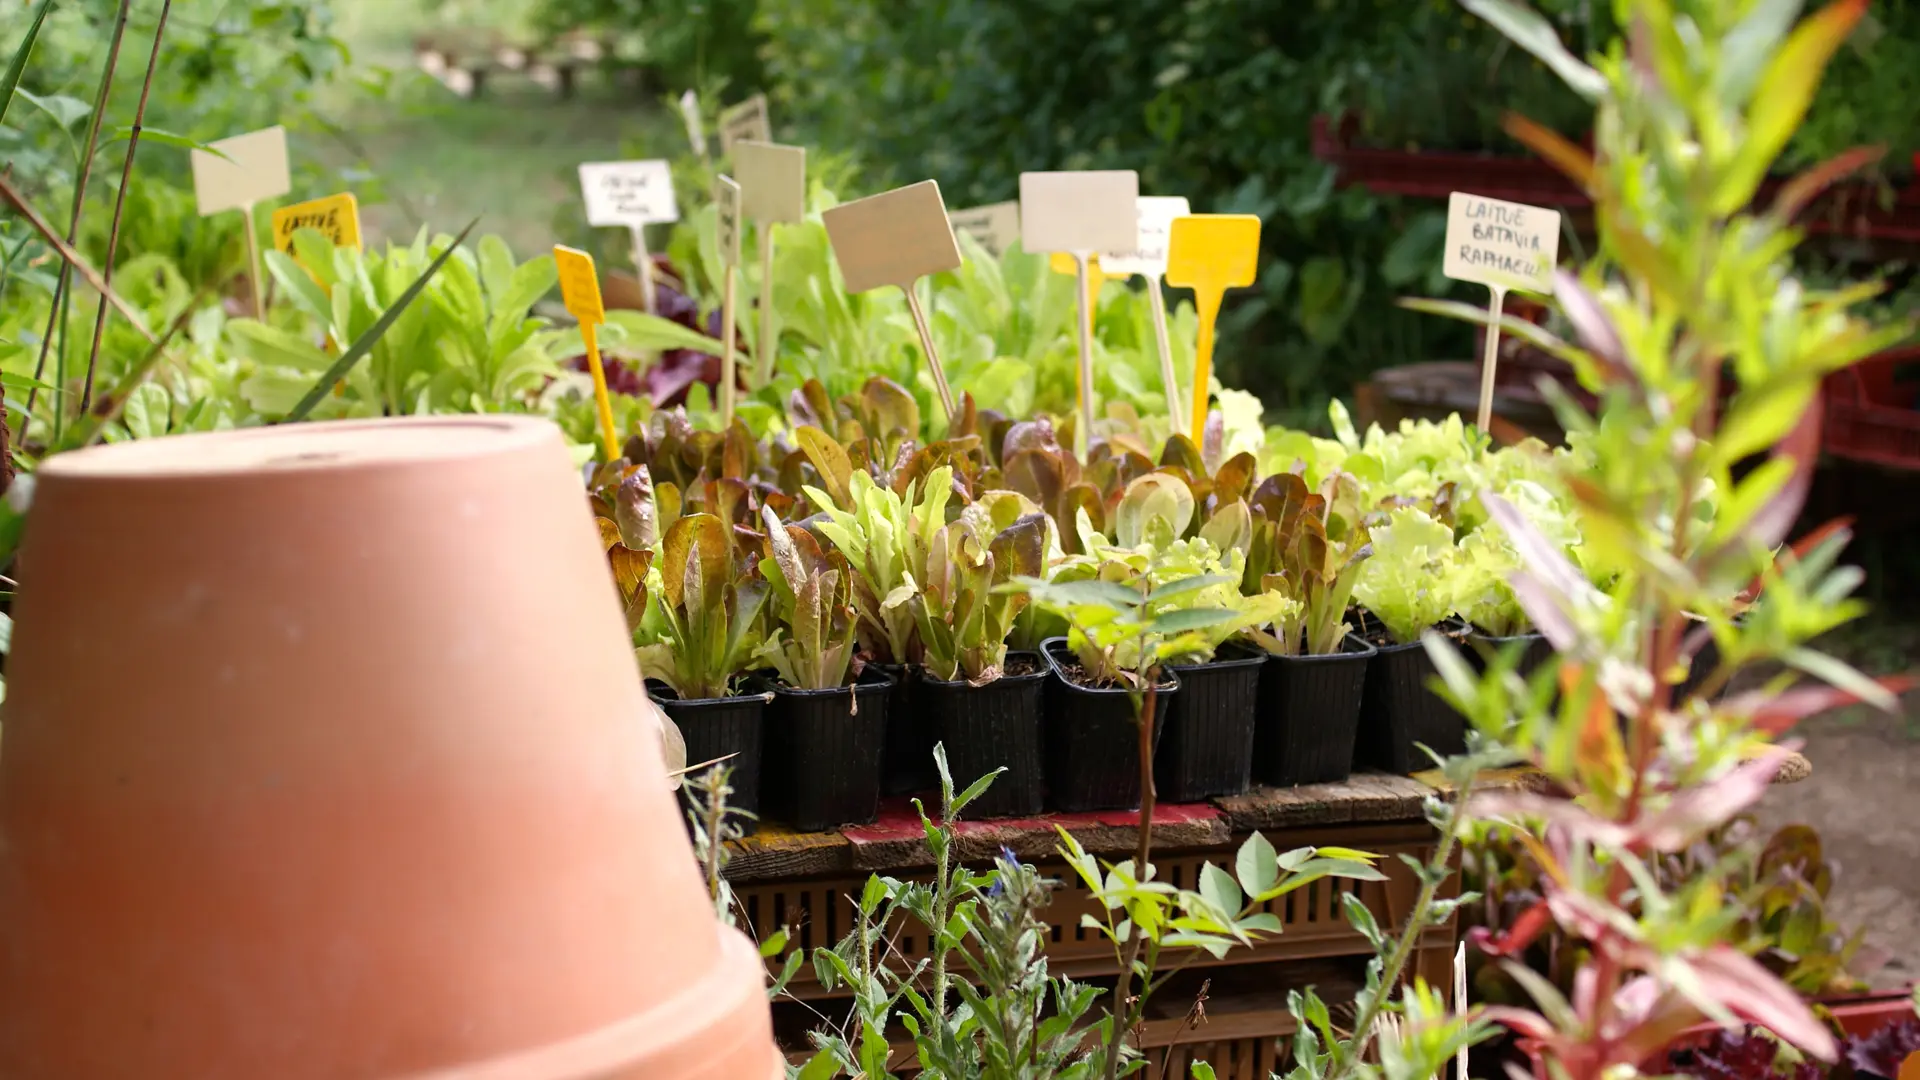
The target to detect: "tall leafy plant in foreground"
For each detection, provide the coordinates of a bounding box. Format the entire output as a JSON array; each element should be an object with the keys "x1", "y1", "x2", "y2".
[{"x1": 1298, "y1": 3, "x2": 1918, "y2": 1080}]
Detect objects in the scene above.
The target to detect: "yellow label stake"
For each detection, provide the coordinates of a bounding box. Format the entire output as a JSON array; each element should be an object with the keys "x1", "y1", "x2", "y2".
[
  {"x1": 1166, "y1": 215, "x2": 1260, "y2": 442},
  {"x1": 271, "y1": 192, "x2": 362, "y2": 259},
  {"x1": 1049, "y1": 252, "x2": 1109, "y2": 422},
  {"x1": 553, "y1": 245, "x2": 620, "y2": 462}
]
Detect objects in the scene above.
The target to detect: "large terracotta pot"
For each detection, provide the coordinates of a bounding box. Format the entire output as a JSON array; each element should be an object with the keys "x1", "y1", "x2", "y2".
[{"x1": 0, "y1": 417, "x2": 779, "y2": 1079}]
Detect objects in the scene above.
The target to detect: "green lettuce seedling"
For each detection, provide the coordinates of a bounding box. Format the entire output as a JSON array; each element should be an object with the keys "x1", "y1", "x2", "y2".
[
  {"x1": 756, "y1": 504, "x2": 861, "y2": 690},
  {"x1": 1352, "y1": 506, "x2": 1462, "y2": 645},
  {"x1": 635, "y1": 512, "x2": 769, "y2": 700}
]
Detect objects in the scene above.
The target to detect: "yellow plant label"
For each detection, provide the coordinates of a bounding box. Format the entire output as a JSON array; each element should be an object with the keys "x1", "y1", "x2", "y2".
[
  {"x1": 948, "y1": 200, "x2": 1021, "y2": 259},
  {"x1": 823, "y1": 180, "x2": 961, "y2": 294},
  {"x1": 718, "y1": 93, "x2": 772, "y2": 153},
  {"x1": 1443, "y1": 191, "x2": 1560, "y2": 294},
  {"x1": 553, "y1": 245, "x2": 605, "y2": 325},
  {"x1": 271, "y1": 192, "x2": 361, "y2": 257},
  {"x1": 714, "y1": 175, "x2": 743, "y2": 267},
  {"x1": 1166, "y1": 214, "x2": 1261, "y2": 292},
  {"x1": 190, "y1": 125, "x2": 292, "y2": 215}
]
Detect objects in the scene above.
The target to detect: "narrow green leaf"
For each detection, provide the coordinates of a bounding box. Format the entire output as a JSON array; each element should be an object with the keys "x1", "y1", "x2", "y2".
[
  {"x1": 103, "y1": 125, "x2": 227, "y2": 156},
  {"x1": 285, "y1": 217, "x2": 479, "y2": 422},
  {"x1": 1461, "y1": 0, "x2": 1608, "y2": 99},
  {"x1": 0, "y1": 0, "x2": 55, "y2": 127},
  {"x1": 1154, "y1": 606, "x2": 1242, "y2": 636},
  {"x1": 603, "y1": 308, "x2": 727, "y2": 355},
  {"x1": 263, "y1": 249, "x2": 333, "y2": 324}
]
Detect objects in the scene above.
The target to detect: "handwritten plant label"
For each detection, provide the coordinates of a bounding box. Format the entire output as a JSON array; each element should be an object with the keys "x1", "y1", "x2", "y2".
[
  {"x1": 948, "y1": 200, "x2": 1021, "y2": 259},
  {"x1": 715, "y1": 175, "x2": 743, "y2": 267},
  {"x1": 733, "y1": 140, "x2": 806, "y2": 225},
  {"x1": 1102, "y1": 195, "x2": 1191, "y2": 278},
  {"x1": 553, "y1": 245, "x2": 605, "y2": 324},
  {"x1": 1018, "y1": 170, "x2": 1139, "y2": 255},
  {"x1": 823, "y1": 180, "x2": 961, "y2": 294},
  {"x1": 679, "y1": 89, "x2": 708, "y2": 156},
  {"x1": 577, "y1": 160, "x2": 679, "y2": 227},
  {"x1": 718, "y1": 93, "x2": 772, "y2": 153},
  {"x1": 1442, "y1": 192, "x2": 1560, "y2": 294},
  {"x1": 270, "y1": 192, "x2": 361, "y2": 255},
  {"x1": 190, "y1": 125, "x2": 292, "y2": 215}
]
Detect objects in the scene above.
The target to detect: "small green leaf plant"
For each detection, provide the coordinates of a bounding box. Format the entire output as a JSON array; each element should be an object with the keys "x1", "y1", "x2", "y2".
[
  {"x1": 1240, "y1": 470, "x2": 1374, "y2": 657},
  {"x1": 912, "y1": 510, "x2": 1050, "y2": 683},
  {"x1": 793, "y1": 746, "x2": 1385, "y2": 1080},
  {"x1": 756, "y1": 504, "x2": 861, "y2": 691},
  {"x1": 633, "y1": 512, "x2": 769, "y2": 701}
]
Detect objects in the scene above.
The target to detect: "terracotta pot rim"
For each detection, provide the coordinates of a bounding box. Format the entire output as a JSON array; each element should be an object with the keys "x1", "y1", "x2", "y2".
[
  {"x1": 398, "y1": 927, "x2": 779, "y2": 1080},
  {"x1": 40, "y1": 415, "x2": 564, "y2": 482}
]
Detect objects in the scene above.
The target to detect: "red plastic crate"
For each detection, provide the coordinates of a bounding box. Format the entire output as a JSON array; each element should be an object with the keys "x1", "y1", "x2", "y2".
[{"x1": 1823, "y1": 347, "x2": 1920, "y2": 471}]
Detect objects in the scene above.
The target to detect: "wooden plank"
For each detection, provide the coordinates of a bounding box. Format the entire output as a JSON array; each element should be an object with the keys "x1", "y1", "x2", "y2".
[
  {"x1": 724, "y1": 769, "x2": 1556, "y2": 882},
  {"x1": 842, "y1": 801, "x2": 1230, "y2": 873},
  {"x1": 725, "y1": 823, "x2": 850, "y2": 880}
]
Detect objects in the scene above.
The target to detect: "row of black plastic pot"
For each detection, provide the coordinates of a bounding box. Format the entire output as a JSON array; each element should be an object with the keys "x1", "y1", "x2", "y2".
[{"x1": 648, "y1": 626, "x2": 1559, "y2": 833}]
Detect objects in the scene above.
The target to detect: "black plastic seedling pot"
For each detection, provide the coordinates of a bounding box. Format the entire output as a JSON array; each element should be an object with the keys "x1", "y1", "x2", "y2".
[
  {"x1": 1252, "y1": 633, "x2": 1377, "y2": 787},
  {"x1": 1040, "y1": 637, "x2": 1178, "y2": 813},
  {"x1": 647, "y1": 680, "x2": 772, "y2": 833},
  {"x1": 921, "y1": 652, "x2": 1049, "y2": 818},
  {"x1": 766, "y1": 667, "x2": 894, "y2": 832},
  {"x1": 1159, "y1": 647, "x2": 1266, "y2": 801}
]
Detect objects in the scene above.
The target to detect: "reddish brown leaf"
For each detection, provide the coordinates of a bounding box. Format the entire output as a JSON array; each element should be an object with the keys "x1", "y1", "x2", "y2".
[
  {"x1": 1771, "y1": 145, "x2": 1886, "y2": 222},
  {"x1": 1721, "y1": 675, "x2": 1915, "y2": 734},
  {"x1": 1503, "y1": 112, "x2": 1595, "y2": 191}
]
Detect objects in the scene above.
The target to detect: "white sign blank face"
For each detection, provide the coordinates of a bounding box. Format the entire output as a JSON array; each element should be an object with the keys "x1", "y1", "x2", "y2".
[
  {"x1": 1018, "y1": 170, "x2": 1139, "y2": 255},
  {"x1": 733, "y1": 141, "x2": 807, "y2": 225},
  {"x1": 578, "y1": 160, "x2": 679, "y2": 227},
  {"x1": 191, "y1": 126, "x2": 292, "y2": 215},
  {"x1": 823, "y1": 180, "x2": 961, "y2": 294},
  {"x1": 1442, "y1": 191, "x2": 1562, "y2": 294},
  {"x1": 1101, "y1": 195, "x2": 1191, "y2": 278}
]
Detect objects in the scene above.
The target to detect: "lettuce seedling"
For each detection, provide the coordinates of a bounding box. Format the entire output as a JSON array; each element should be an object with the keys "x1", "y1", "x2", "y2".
[
  {"x1": 807, "y1": 466, "x2": 954, "y2": 666},
  {"x1": 912, "y1": 511, "x2": 1048, "y2": 683},
  {"x1": 1352, "y1": 506, "x2": 1461, "y2": 645},
  {"x1": 635, "y1": 512, "x2": 769, "y2": 700},
  {"x1": 1241, "y1": 471, "x2": 1373, "y2": 656},
  {"x1": 756, "y1": 504, "x2": 861, "y2": 690}
]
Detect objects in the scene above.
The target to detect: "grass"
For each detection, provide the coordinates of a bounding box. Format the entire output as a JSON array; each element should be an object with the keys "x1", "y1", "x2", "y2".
[{"x1": 314, "y1": 0, "x2": 684, "y2": 257}]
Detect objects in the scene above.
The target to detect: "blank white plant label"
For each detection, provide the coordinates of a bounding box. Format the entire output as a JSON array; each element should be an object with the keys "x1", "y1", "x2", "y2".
[
  {"x1": 577, "y1": 160, "x2": 679, "y2": 227},
  {"x1": 191, "y1": 125, "x2": 292, "y2": 215},
  {"x1": 1018, "y1": 170, "x2": 1139, "y2": 255},
  {"x1": 947, "y1": 201, "x2": 1021, "y2": 259},
  {"x1": 679, "y1": 89, "x2": 707, "y2": 156},
  {"x1": 1102, "y1": 195, "x2": 1191, "y2": 278},
  {"x1": 1443, "y1": 191, "x2": 1560, "y2": 294},
  {"x1": 824, "y1": 180, "x2": 961, "y2": 294},
  {"x1": 734, "y1": 140, "x2": 806, "y2": 224},
  {"x1": 718, "y1": 94, "x2": 772, "y2": 153}
]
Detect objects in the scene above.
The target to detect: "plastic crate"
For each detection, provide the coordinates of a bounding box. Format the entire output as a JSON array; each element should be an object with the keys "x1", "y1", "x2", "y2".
[{"x1": 1823, "y1": 347, "x2": 1920, "y2": 471}]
